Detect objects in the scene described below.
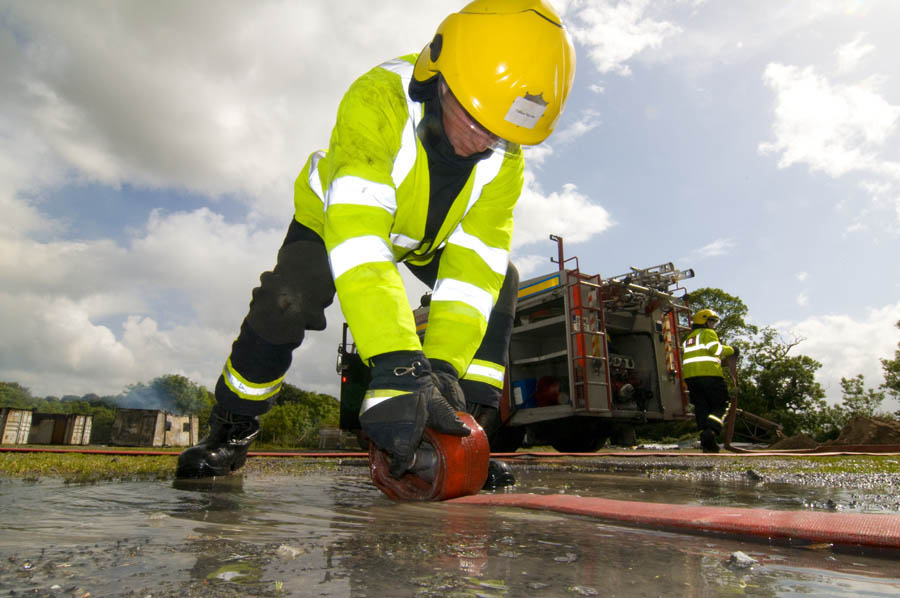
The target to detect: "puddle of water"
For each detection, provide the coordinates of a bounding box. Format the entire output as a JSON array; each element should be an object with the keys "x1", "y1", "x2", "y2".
[
  {"x1": 512, "y1": 468, "x2": 884, "y2": 513},
  {"x1": 0, "y1": 467, "x2": 898, "y2": 597}
]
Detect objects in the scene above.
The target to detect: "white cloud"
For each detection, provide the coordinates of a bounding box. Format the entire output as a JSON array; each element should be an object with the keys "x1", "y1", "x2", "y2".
[
  {"x1": 777, "y1": 302, "x2": 900, "y2": 408},
  {"x1": 525, "y1": 109, "x2": 602, "y2": 167},
  {"x1": 513, "y1": 171, "x2": 613, "y2": 250},
  {"x1": 0, "y1": 207, "x2": 357, "y2": 397},
  {"x1": 510, "y1": 253, "x2": 557, "y2": 279},
  {"x1": 551, "y1": 109, "x2": 603, "y2": 145},
  {"x1": 0, "y1": 208, "x2": 288, "y2": 396},
  {"x1": 848, "y1": 179, "x2": 900, "y2": 235},
  {"x1": 796, "y1": 292, "x2": 809, "y2": 307},
  {"x1": 1, "y1": 1, "x2": 457, "y2": 223},
  {"x1": 0, "y1": 1, "x2": 460, "y2": 398},
  {"x1": 558, "y1": 0, "x2": 681, "y2": 75},
  {"x1": 759, "y1": 55, "x2": 900, "y2": 232},
  {"x1": 836, "y1": 33, "x2": 874, "y2": 73},
  {"x1": 796, "y1": 271, "x2": 808, "y2": 281},
  {"x1": 522, "y1": 144, "x2": 555, "y2": 168},
  {"x1": 603, "y1": 0, "x2": 857, "y2": 79},
  {"x1": 687, "y1": 237, "x2": 736, "y2": 261},
  {"x1": 759, "y1": 63, "x2": 900, "y2": 180}
]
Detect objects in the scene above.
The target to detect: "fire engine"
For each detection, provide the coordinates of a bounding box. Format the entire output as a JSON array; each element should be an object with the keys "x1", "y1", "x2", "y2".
[{"x1": 338, "y1": 235, "x2": 694, "y2": 452}]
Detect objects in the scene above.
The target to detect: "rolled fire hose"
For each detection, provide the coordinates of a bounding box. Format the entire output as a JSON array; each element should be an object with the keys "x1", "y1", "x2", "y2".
[{"x1": 369, "y1": 412, "x2": 490, "y2": 501}]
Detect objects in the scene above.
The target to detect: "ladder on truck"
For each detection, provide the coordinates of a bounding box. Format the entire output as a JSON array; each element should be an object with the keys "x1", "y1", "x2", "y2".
[
  {"x1": 550, "y1": 235, "x2": 613, "y2": 412},
  {"x1": 662, "y1": 305, "x2": 692, "y2": 412}
]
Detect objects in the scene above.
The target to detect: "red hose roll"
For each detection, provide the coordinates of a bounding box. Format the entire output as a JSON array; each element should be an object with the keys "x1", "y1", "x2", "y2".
[{"x1": 369, "y1": 412, "x2": 490, "y2": 501}]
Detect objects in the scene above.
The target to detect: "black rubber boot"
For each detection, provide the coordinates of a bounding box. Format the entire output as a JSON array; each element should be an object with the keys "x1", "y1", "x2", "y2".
[
  {"x1": 483, "y1": 458, "x2": 516, "y2": 489},
  {"x1": 469, "y1": 404, "x2": 516, "y2": 489},
  {"x1": 176, "y1": 406, "x2": 260, "y2": 478},
  {"x1": 700, "y1": 429, "x2": 720, "y2": 453}
]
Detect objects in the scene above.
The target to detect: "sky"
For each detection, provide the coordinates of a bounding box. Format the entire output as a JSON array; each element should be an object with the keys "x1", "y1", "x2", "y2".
[{"x1": 2, "y1": 0, "x2": 899, "y2": 411}]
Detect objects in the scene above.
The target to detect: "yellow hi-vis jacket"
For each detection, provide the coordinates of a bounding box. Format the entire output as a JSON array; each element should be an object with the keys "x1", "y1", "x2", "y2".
[
  {"x1": 292, "y1": 54, "x2": 524, "y2": 378},
  {"x1": 682, "y1": 328, "x2": 733, "y2": 379}
]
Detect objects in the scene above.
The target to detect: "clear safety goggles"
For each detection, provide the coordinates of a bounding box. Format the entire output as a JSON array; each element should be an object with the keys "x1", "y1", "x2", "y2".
[{"x1": 439, "y1": 79, "x2": 516, "y2": 156}]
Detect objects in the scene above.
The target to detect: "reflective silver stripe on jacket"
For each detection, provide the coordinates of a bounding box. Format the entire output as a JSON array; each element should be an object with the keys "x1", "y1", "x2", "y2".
[
  {"x1": 329, "y1": 235, "x2": 394, "y2": 280},
  {"x1": 447, "y1": 228, "x2": 508, "y2": 276},
  {"x1": 223, "y1": 359, "x2": 284, "y2": 401},
  {"x1": 379, "y1": 58, "x2": 420, "y2": 187},
  {"x1": 683, "y1": 355, "x2": 721, "y2": 365},
  {"x1": 431, "y1": 278, "x2": 493, "y2": 320}
]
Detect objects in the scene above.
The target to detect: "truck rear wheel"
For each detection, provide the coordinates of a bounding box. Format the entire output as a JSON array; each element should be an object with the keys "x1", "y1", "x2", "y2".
[
  {"x1": 489, "y1": 425, "x2": 525, "y2": 453},
  {"x1": 549, "y1": 420, "x2": 608, "y2": 453},
  {"x1": 551, "y1": 435, "x2": 606, "y2": 453}
]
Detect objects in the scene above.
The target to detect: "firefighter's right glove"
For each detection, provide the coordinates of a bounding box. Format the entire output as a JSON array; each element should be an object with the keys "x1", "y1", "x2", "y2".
[{"x1": 360, "y1": 350, "x2": 470, "y2": 478}]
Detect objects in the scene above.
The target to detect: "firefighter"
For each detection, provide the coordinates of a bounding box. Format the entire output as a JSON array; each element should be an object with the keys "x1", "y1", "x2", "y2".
[
  {"x1": 176, "y1": 1, "x2": 576, "y2": 484},
  {"x1": 681, "y1": 309, "x2": 735, "y2": 453}
]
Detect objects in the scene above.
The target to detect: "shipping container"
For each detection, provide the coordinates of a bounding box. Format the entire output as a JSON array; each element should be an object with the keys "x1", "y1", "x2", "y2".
[
  {"x1": 109, "y1": 409, "x2": 198, "y2": 447},
  {"x1": 28, "y1": 413, "x2": 92, "y2": 445},
  {"x1": 0, "y1": 408, "x2": 33, "y2": 444}
]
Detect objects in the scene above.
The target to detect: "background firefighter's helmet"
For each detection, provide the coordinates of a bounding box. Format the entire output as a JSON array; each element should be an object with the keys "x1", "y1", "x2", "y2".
[
  {"x1": 413, "y1": 0, "x2": 576, "y2": 146},
  {"x1": 692, "y1": 308, "x2": 721, "y2": 325}
]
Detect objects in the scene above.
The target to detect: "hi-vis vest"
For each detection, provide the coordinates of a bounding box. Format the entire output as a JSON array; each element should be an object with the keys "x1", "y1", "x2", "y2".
[
  {"x1": 292, "y1": 54, "x2": 524, "y2": 378},
  {"x1": 682, "y1": 328, "x2": 733, "y2": 379}
]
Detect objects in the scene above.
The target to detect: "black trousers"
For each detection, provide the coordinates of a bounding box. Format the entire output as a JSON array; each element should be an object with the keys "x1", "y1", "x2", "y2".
[
  {"x1": 685, "y1": 376, "x2": 729, "y2": 434},
  {"x1": 217, "y1": 219, "x2": 516, "y2": 416}
]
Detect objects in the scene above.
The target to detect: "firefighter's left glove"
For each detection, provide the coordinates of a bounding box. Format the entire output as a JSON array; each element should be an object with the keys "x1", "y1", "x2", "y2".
[
  {"x1": 360, "y1": 350, "x2": 470, "y2": 478},
  {"x1": 429, "y1": 359, "x2": 467, "y2": 412}
]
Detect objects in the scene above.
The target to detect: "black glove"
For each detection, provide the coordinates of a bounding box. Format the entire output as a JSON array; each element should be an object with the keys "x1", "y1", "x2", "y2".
[
  {"x1": 429, "y1": 359, "x2": 467, "y2": 412},
  {"x1": 731, "y1": 346, "x2": 740, "y2": 359},
  {"x1": 360, "y1": 350, "x2": 470, "y2": 478}
]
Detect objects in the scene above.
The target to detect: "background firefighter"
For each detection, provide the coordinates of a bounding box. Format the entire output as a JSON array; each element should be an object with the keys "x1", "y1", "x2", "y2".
[
  {"x1": 176, "y1": 0, "x2": 576, "y2": 486},
  {"x1": 681, "y1": 308, "x2": 736, "y2": 453}
]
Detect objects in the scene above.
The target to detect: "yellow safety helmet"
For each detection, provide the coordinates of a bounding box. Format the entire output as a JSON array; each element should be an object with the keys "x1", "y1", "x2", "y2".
[
  {"x1": 413, "y1": 0, "x2": 576, "y2": 146},
  {"x1": 692, "y1": 309, "x2": 721, "y2": 325}
]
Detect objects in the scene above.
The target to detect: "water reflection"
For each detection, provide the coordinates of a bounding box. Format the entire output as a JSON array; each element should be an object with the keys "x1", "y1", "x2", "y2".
[{"x1": 0, "y1": 467, "x2": 898, "y2": 597}]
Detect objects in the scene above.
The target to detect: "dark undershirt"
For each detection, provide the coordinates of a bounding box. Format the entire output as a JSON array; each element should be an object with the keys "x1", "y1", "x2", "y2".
[{"x1": 409, "y1": 77, "x2": 491, "y2": 247}]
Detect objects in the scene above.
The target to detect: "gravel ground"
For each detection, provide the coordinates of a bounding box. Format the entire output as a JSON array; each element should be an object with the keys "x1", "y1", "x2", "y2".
[
  {"x1": 501, "y1": 452, "x2": 900, "y2": 512},
  {"x1": 230, "y1": 450, "x2": 900, "y2": 511},
  {"x1": 3, "y1": 449, "x2": 900, "y2": 511}
]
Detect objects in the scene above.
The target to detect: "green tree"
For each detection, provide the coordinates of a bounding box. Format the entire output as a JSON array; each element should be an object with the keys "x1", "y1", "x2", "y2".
[
  {"x1": 840, "y1": 374, "x2": 884, "y2": 417},
  {"x1": 685, "y1": 288, "x2": 840, "y2": 437},
  {"x1": 731, "y1": 327, "x2": 826, "y2": 437},
  {"x1": 685, "y1": 287, "x2": 758, "y2": 342},
  {"x1": 152, "y1": 375, "x2": 211, "y2": 414},
  {"x1": 259, "y1": 403, "x2": 314, "y2": 446},
  {"x1": 258, "y1": 383, "x2": 339, "y2": 448},
  {"x1": 0, "y1": 382, "x2": 34, "y2": 408},
  {"x1": 89, "y1": 405, "x2": 117, "y2": 444},
  {"x1": 880, "y1": 319, "x2": 900, "y2": 404}
]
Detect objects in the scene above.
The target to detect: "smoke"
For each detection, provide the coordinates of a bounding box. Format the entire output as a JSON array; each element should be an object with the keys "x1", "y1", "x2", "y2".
[{"x1": 115, "y1": 384, "x2": 185, "y2": 414}]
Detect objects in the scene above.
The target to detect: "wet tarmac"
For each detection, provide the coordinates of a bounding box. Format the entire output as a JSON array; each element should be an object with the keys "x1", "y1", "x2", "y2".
[{"x1": 2, "y1": 461, "x2": 900, "y2": 597}]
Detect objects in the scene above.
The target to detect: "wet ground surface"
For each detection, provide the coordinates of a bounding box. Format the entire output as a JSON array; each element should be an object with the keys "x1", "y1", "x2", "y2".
[
  {"x1": 2, "y1": 456, "x2": 900, "y2": 597},
  {"x1": 514, "y1": 454, "x2": 900, "y2": 513}
]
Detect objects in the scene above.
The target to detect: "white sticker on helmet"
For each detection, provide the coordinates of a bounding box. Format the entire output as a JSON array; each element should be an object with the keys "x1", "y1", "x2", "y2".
[{"x1": 504, "y1": 93, "x2": 547, "y2": 129}]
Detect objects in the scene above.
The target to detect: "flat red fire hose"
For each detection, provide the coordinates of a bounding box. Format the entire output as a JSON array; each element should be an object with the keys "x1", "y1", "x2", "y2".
[{"x1": 451, "y1": 493, "x2": 900, "y2": 552}]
